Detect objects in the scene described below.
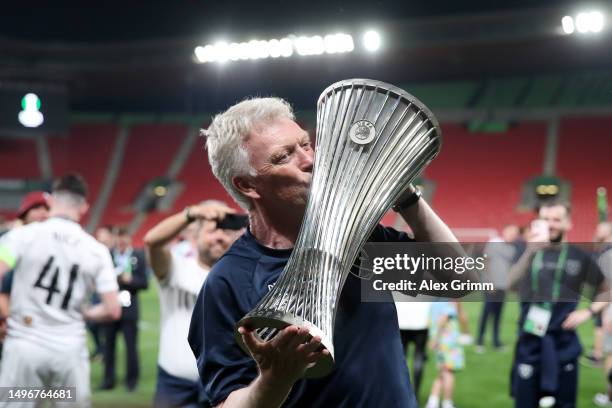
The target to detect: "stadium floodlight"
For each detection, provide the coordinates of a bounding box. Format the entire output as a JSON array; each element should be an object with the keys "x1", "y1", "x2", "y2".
[
  {"x1": 194, "y1": 32, "x2": 353, "y2": 64},
  {"x1": 561, "y1": 16, "x2": 575, "y2": 34},
  {"x1": 295, "y1": 35, "x2": 325, "y2": 56},
  {"x1": 279, "y1": 37, "x2": 294, "y2": 57},
  {"x1": 268, "y1": 39, "x2": 282, "y2": 58},
  {"x1": 563, "y1": 10, "x2": 606, "y2": 35},
  {"x1": 227, "y1": 43, "x2": 240, "y2": 61},
  {"x1": 324, "y1": 33, "x2": 355, "y2": 54},
  {"x1": 590, "y1": 11, "x2": 605, "y2": 32},
  {"x1": 214, "y1": 41, "x2": 230, "y2": 62},
  {"x1": 363, "y1": 30, "x2": 381, "y2": 51},
  {"x1": 576, "y1": 12, "x2": 591, "y2": 33}
]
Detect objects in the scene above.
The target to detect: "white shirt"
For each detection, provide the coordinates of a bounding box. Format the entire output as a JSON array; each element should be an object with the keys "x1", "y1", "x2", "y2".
[
  {"x1": 393, "y1": 292, "x2": 431, "y2": 330},
  {"x1": 0, "y1": 217, "x2": 118, "y2": 350},
  {"x1": 156, "y1": 253, "x2": 208, "y2": 381}
]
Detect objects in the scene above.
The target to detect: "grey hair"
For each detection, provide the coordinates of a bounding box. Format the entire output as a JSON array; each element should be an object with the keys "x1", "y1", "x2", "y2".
[{"x1": 202, "y1": 97, "x2": 295, "y2": 210}]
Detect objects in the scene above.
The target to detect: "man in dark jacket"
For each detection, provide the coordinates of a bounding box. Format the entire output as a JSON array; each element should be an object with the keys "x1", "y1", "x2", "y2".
[{"x1": 101, "y1": 227, "x2": 149, "y2": 391}]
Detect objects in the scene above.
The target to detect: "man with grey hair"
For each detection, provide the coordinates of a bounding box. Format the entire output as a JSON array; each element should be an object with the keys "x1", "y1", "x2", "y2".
[
  {"x1": 0, "y1": 173, "x2": 121, "y2": 408},
  {"x1": 145, "y1": 200, "x2": 243, "y2": 407},
  {"x1": 188, "y1": 97, "x2": 460, "y2": 408}
]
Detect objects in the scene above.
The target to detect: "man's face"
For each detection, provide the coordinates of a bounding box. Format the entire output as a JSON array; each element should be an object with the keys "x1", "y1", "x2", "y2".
[
  {"x1": 95, "y1": 228, "x2": 115, "y2": 249},
  {"x1": 502, "y1": 225, "x2": 520, "y2": 243},
  {"x1": 594, "y1": 223, "x2": 612, "y2": 243},
  {"x1": 23, "y1": 205, "x2": 49, "y2": 224},
  {"x1": 242, "y1": 118, "x2": 314, "y2": 209},
  {"x1": 117, "y1": 234, "x2": 131, "y2": 251},
  {"x1": 181, "y1": 222, "x2": 198, "y2": 243},
  {"x1": 196, "y1": 220, "x2": 240, "y2": 266},
  {"x1": 539, "y1": 205, "x2": 571, "y2": 242}
]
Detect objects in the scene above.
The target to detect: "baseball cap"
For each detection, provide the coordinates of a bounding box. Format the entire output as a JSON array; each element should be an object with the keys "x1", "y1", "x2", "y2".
[{"x1": 17, "y1": 191, "x2": 50, "y2": 220}]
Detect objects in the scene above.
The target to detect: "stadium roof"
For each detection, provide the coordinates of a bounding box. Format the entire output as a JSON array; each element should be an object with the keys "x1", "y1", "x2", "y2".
[
  {"x1": 1, "y1": 1, "x2": 611, "y2": 112},
  {"x1": 0, "y1": 0, "x2": 579, "y2": 42}
]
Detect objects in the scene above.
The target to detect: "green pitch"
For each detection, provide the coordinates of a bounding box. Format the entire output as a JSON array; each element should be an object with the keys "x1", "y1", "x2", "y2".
[{"x1": 91, "y1": 288, "x2": 606, "y2": 407}]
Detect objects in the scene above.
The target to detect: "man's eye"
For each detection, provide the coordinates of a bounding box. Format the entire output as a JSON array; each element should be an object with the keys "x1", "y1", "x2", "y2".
[{"x1": 274, "y1": 153, "x2": 289, "y2": 163}]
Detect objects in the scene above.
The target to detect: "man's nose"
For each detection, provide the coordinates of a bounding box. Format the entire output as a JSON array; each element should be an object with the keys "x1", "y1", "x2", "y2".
[{"x1": 298, "y1": 146, "x2": 314, "y2": 172}]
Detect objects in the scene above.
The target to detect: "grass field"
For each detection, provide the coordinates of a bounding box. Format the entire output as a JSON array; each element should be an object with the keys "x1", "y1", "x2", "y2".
[{"x1": 91, "y1": 287, "x2": 605, "y2": 407}]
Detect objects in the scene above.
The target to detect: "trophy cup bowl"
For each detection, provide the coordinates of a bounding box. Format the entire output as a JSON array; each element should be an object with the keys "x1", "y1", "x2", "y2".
[{"x1": 235, "y1": 79, "x2": 442, "y2": 378}]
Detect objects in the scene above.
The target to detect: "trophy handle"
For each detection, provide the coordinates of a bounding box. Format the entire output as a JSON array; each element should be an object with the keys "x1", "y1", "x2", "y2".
[{"x1": 235, "y1": 314, "x2": 335, "y2": 378}]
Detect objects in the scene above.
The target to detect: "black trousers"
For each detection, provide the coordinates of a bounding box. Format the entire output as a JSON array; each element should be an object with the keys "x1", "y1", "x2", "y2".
[
  {"x1": 477, "y1": 290, "x2": 506, "y2": 347},
  {"x1": 400, "y1": 329, "x2": 428, "y2": 401},
  {"x1": 87, "y1": 321, "x2": 105, "y2": 355},
  {"x1": 103, "y1": 318, "x2": 139, "y2": 387}
]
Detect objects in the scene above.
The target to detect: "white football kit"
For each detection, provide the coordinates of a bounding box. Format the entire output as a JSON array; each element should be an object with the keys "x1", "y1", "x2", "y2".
[
  {"x1": 0, "y1": 217, "x2": 118, "y2": 408},
  {"x1": 156, "y1": 253, "x2": 208, "y2": 382}
]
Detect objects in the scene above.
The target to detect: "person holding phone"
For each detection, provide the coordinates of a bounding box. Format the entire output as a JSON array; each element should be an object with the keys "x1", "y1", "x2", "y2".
[
  {"x1": 508, "y1": 200, "x2": 609, "y2": 408},
  {"x1": 144, "y1": 200, "x2": 244, "y2": 407}
]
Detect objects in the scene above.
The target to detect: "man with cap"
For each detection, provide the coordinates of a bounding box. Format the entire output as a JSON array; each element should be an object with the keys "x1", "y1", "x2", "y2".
[{"x1": 0, "y1": 191, "x2": 50, "y2": 342}]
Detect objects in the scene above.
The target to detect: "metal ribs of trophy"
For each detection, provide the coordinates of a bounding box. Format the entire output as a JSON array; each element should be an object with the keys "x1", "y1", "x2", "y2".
[{"x1": 235, "y1": 79, "x2": 442, "y2": 378}]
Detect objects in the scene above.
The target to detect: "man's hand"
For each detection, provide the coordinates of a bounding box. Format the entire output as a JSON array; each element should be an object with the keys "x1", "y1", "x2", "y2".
[
  {"x1": 118, "y1": 272, "x2": 132, "y2": 284},
  {"x1": 525, "y1": 230, "x2": 550, "y2": 253},
  {"x1": 189, "y1": 202, "x2": 236, "y2": 222},
  {"x1": 238, "y1": 325, "x2": 329, "y2": 386},
  {"x1": 562, "y1": 309, "x2": 592, "y2": 330}
]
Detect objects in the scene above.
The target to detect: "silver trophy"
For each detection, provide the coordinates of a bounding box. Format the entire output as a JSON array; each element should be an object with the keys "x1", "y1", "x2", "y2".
[{"x1": 235, "y1": 79, "x2": 442, "y2": 378}]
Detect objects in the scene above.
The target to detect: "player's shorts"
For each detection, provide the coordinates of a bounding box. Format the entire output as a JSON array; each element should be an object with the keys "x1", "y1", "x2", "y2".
[
  {"x1": 153, "y1": 365, "x2": 208, "y2": 408},
  {"x1": 0, "y1": 336, "x2": 90, "y2": 408},
  {"x1": 511, "y1": 359, "x2": 578, "y2": 408}
]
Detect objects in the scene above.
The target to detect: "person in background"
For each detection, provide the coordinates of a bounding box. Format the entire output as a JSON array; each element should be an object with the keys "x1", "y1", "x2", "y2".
[
  {"x1": 0, "y1": 191, "x2": 50, "y2": 349},
  {"x1": 395, "y1": 295, "x2": 432, "y2": 403},
  {"x1": 425, "y1": 301, "x2": 465, "y2": 408},
  {"x1": 509, "y1": 201, "x2": 608, "y2": 408},
  {"x1": 593, "y1": 222, "x2": 612, "y2": 406},
  {"x1": 171, "y1": 221, "x2": 198, "y2": 260},
  {"x1": 476, "y1": 224, "x2": 520, "y2": 352},
  {"x1": 587, "y1": 222, "x2": 612, "y2": 367},
  {"x1": 456, "y1": 303, "x2": 473, "y2": 346},
  {"x1": 0, "y1": 174, "x2": 120, "y2": 407},
  {"x1": 100, "y1": 227, "x2": 149, "y2": 392},
  {"x1": 90, "y1": 224, "x2": 116, "y2": 361},
  {"x1": 144, "y1": 200, "x2": 241, "y2": 408}
]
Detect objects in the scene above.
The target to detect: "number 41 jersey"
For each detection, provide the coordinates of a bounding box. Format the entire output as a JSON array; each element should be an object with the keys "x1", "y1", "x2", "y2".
[{"x1": 0, "y1": 217, "x2": 118, "y2": 348}]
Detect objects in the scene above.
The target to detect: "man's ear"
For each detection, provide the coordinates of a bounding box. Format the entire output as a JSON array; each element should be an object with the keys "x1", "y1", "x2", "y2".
[
  {"x1": 566, "y1": 217, "x2": 573, "y2": 232},
  {"x1": 233, "y1": 176, "x2": 260, "y2": 200},
  {"x1": 80, "y1": 201, "x2": 90, "y2": 217}
]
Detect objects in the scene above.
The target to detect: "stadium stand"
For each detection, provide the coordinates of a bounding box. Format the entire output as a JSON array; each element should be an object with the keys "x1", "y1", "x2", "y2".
[
  {"x1": 424, "y1": 121, "x2": 548, "y2": 238},
  {"x1": 0, "y1": 137, "x2": 39, "y2": 179},
  {"x1": 557, "y1": 116, "x2": 612, "y2": 241},
  {"x1": 2, "y1": 75, "x2": 610, "y2": 243},
  {"x1": 47, "y1": 123, "x2": 120, "y2": 226},
  {"x1": 98, "y1": 123, "x2": 187, "y2": 231}
]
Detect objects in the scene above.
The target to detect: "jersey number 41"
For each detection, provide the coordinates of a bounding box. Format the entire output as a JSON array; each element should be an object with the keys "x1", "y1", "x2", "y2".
[{"x1": 34, "y1": 256, "x2": 79, "y2": 310}]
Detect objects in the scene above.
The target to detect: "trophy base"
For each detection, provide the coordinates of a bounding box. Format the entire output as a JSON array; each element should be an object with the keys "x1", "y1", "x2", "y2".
[{"x1": 235, "y1": 312, "x2": 335, "y2": 379}]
